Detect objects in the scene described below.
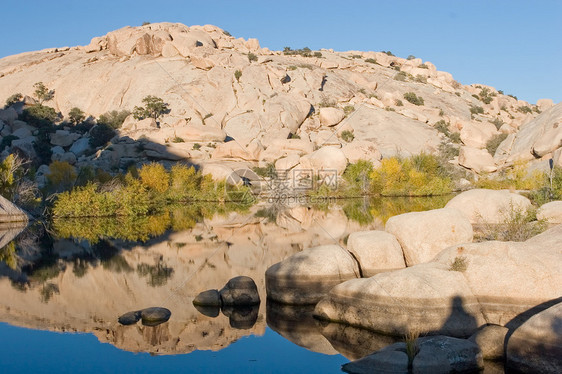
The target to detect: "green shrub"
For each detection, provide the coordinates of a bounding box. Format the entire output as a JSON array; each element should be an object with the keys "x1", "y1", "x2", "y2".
[
  {"x1": 486, "y1": 133, "x2": 508, "y2": 156},
  {"x1": 133, "y1": 96, "x2": 169, "y2": 121},
  {"x1": 89, "y1": 123, "x2": 116, "y2": 148},
  {"x1": 407, "y1": 55, "x2": 416, "y2": 60},
  {"x1": 0, "y1": 135, "x2": 19, "y2": 152},
  {"x1": 517, "y1": 105, "x2": 532, "y2": 114},
  {"x1": 171, "y1": 136, "x2": 184, "y2": 143},
  {"x1": 341, "y1": 130, "x2": 354, "y2": 142},
  {"x1": 139, "y1": 162, "x2": 170, "y2": 193},
  {"x1": 68, "y1": 107, "x2": 85, "y2": 125},
  {"x1": 5, "y1": 93, "x2": 22, "y2": 108},
  {"x1": 248, "y1": 52, "x2": 258, "y2": 62},
  {"x1": 477, "y1": 87, "x2": 495, "y2": 104},
  {"x1": 21, "y1": 104, "x2": 59, "y2": 126},
  {"x1": 508, "y1": 94, "x2": 518, "y2": 100},
  {"x1": 342, "y1": 160, "x2": 373, "y2": 195},
  {"x1": 313, "y1": 51, "x2": 322, "y2": 58},
  {"x1": 433, "y1": 120, "x2": 450, "y2": 136},
  {"x1": 382, "y1": 51, "x2": 394, "y2": 56},
  {"x1": 414, "y1": 75, "x2": 427, "y2": 83},
  {"x1": 403, "y1": 92, "x2": 424, "y2": 106},
  {"x1": 253, "y1": 163, "x2": 276, "y2": 178},
  {"x1": 370, "y1": 153, "x2": 452, "y2": 196},
  {"x1": 193, "y1": 143, "x2": 201, "y2": 150},
  {"x1": 343, "y1": 105, "x2": 355, "y2": 115},
  {"x1": 469, "y1": 105, "x2": 484, "y2": 115},
  {"x1": 48, "y1": 161, "x2": 77, "y2": 191},
  {"x1": 98, "y1": 110, "x2": 131, "y2": 129},
  {"x1": 394, "y1": 71, "x2": 408, "y2": 81},
  {"x1": 418, "y1": 64, "x2": 428, "y2": 69},
  {"x1": 395, "y1": 99, "x2": 403, "y2": 106},
  {"x1": 365, "y1": 58, "x2": 376, "y2": 64},
  {"x1": 234, "y1": 69, "x2": 242, "y2": 82},
  {"x1": 33, "y1": 82, "x2": 54, "y2": 104},
  {"x1": 477, "y1": 205, "x2": 547, "y2": 242}
]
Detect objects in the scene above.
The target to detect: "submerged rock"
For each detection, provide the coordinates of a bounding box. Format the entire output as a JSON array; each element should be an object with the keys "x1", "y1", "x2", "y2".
[{"x1": 140, "y1": 307, "x2": 171, "y2": 326}]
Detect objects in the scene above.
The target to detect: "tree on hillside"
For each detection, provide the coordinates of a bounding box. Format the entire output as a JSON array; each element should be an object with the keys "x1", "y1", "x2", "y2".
[
  {"x1": 4, "y1": 93, "x2": 22, "y2": 108},
  {"x1": 133, "y1": 96, "x2": 170, "y2": 123},
  {"x1": 68, "y1": 107, "x2": 85, "y2": 125},
  {"x1": 33, "y1": 82, "x2": 54, "y2": 105}
]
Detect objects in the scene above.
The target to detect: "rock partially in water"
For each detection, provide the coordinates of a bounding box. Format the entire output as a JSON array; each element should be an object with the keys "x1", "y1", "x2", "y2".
[
  {"x1": 193, "y1": 289, "x2": 222, "y2": 307},
  {"x1": 468, "y1": 324, "x2": 508, "y2": 361},
  {"x1": 507, "y1": 301, "x2": 562, "y2": 374},
  {"x1": 314, "y1": 263, "x2": 485, "y2": 338},
  {"x1": 343, "y1": 336, "x2": 483, "y2": 374},
  {"x1": 219, "y1": 276, "x2": 260, "y2": 306},
  {"x1": 140, "y1": 307, "x2": 171, "y2": 327},
  {"x1": 222, "y1": 305, "x2": 259, "y2": 330},
  {"x1": 266, "y1": 245, "x2": 360, "y2": 305},
  {"x1": 342, "y1": 343, "x2": 409, "y2": 374},
  {"x1": 413, "y1": 336, "x2": 483, "y2": 373},
  {"x1": 118, "y1": 310, "x2": 141, "y2": 325}
]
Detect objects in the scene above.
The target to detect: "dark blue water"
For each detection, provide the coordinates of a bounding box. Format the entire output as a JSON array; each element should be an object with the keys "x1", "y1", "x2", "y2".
[{"x1": 0, "y1": 323, "x2": 346, "y2": 373}]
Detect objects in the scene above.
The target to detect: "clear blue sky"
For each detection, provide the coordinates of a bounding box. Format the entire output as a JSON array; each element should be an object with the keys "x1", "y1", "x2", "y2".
[{"x1": 1, "y1": 0, "x2": 560, "y2": 103}]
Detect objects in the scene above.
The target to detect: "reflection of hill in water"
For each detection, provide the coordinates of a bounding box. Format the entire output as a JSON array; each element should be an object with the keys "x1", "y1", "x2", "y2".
[{"x1": 0, "y1": 204, "x2": 384, "y2": 355}]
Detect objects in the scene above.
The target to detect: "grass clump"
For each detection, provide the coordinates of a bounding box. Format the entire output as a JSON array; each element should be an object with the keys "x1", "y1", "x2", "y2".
[
  {"x1": 449, "y1": 256, "x2": 468, "y2": 272},
  {"x1": 340, "y1": 130, "x2": 354, "y2": 143},
  {"x1": 469, "y1": 105, "x2": 484, "y2": 115},
  {"x1": 477, "y1": 205, "x2": 547, "y2": 242},
  {"x1": 517, "y1": 105, "x2": 533, "y2": 114},
  {"x1": 395, "y1": 99, "x2": 403, "y2": 106},
  {"x1": 403, "y1": 92, "x2": 424, "y2": 106}
]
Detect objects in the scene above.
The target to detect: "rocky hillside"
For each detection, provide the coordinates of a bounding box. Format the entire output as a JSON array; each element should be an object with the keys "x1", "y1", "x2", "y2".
[{"x1": 0, "y1": 22, "x2": 559, "y2": 180}]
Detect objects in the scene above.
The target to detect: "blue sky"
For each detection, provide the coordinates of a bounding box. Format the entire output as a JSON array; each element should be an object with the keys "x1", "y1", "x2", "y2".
[{"x1": 1, "y1": 0, "x2": 560, "y2": 103}]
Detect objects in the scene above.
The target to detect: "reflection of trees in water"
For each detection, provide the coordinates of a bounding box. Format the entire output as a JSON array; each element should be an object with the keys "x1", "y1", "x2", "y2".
[
  {"x1": 136, "y1": 260, "x2": 174, "y2": 287},
  {"x1": 40, "y1": 283, "x2": 59, "y2": 303}
]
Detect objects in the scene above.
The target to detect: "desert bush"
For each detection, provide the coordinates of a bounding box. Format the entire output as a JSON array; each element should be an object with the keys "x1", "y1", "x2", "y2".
[
  {"x1": 5, "y1": 93, "x2": 22, "y2": 108},
  {"x1": 192, "y1": 143, "x2": 201, "y2": 150},
  {"x1": 234, "y1": 69, "x2": 242, "y2": 82},
  {"x1": 449, "y1": 256, "x2": 468, "y2": 272},
  {"x1": 98, "y1": 110, "x2": 131, "y2": 129},
  {"x1": 139, "y1": 162, "x2": 170, "y2": 193},
  {"x1": 418, "y1": 63, "x2": 428, "y2": 69},
  {"x1": 394, "y1": 71, "x2": 408, "y2": 81},
  {"x1": 475, "y1": 160, "x2": 547, "y2": 191},
  {"x1": 365, "y1": 58, "x2": 376, "y2": 64},
  {"x1": 403, "y1": 92, "x2": 424, "y2": 106},
  {"x1": 341, "y1": 130, "x2": 354, "y2": 142},
  {"x1": 414, "y1": 74, "x2": 427, "y2": 83},
  {"x1": 382, "y1": 51, "x2": 394, "y2": 56},
  {"x1": 490, "y1": 117, "x2": 504, "y2": 130},
  {"x1": 407, "y1": 55, "x2": 416, "y2": 60},
  {"x1": 342, "y1": 160, "x2": 373, "y2": 195},
  {"x1": 253, "y1": 163, "x2": 276, "y2": 178},
  {"x1": 477, "y1": 87, "x2": 495, "y2": 104},
  {"x1": 313, "y1": 51, "x2": 322, "y2": 58},
  {"x1": 248, "y1": 52, "x2": 258, "y2": 62},
  {"x1": 343, "y1": 105, "x2": 355, "y2": 115},
  {"x1": 434, "y1": 120, "x2": 450, "y2": 136},
  {"x1": 89, "y1": 123, "x2": 116, "y2": 148},
  {"x1": 21, "y1": 104, "x2": 59, "y2": 126},
  {"x1": 395, "y1": 99, "x2": 403, "y2": 106},
  {"x1": 486, "y1": 133, "x2": 508, "y2": 156},
  {"x1": 469, "y1": 105, "x2": 484, "y2": 115},
  {"x1": 477, "y1": 205, "x2": 547, "y2": 242},
  {"x1": 47, "y1": 161, "x2": 77, "y2": 192},
  {"x1": 370, "y1": 153, "x2": 452, "y2": 196},
  {"x1": 68, "y1": 107, "x2": 85, "y2": 125},
  {"x1": 517, "y1": 105, "x2": 532, "y2": 114}
]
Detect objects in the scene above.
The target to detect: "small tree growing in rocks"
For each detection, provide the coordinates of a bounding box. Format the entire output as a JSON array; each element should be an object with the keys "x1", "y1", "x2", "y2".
[
  {"x1": 33, "y1": 82, "x2": 54, "y2": 105},
  {"x1": 68, "y1": 107, "x2": 85, "y2": 125},
  {"x1": 133, "y1": 96, "x2": 170, "y2": 122}
]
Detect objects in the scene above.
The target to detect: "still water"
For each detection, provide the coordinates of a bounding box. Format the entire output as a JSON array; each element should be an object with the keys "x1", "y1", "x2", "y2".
[{"x1": 0, "y1": 197, "x2": 450, "y2": 373}]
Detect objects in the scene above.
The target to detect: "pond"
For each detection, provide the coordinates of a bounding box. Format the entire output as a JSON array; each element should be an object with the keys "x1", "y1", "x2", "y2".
[{"x1": 0, "y1": 197, "x2": 452, "y2": 373}]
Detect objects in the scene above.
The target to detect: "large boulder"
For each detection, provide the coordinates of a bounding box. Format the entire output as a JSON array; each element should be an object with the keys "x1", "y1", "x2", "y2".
[
  {"x1": 299, "y1": 146, "x2": 348, "y2": 175},
  {"x1": 537, "y1": 200, "x2": 562, "y2": 224},
  {"x1": 50, "y1": 130, "x2": 81, "y2": 147},
  {"x1": 460, "y1": 121, "x2": 498, "y2": 149},
  {"x1": 319, "y1": 107, "x2": 345, "y2": 127},
  {"x1": 174, "y1": 122, "x2": 226, "y2": 142},
  {"x1": 219, "y1": 276, "x2": 260, "y2": 306},
  {"x1": 346, "y1": 230, "x2": 406, "y2": 276},
  {"x1": 507, "y1": 301, "x2": 562, "y2": 374},
  {"x1": 69, "y1": 137, "x2": 91, "y2": 157},
  {"x1": 445, "y1": 189, "x2": 532, "y2": 224},
  {"x1": 458, "y1": 146, "x2": 497, "y2": 173},
  {"x1": 266, "y1": 245, "x2": 360, "y2": 305},
  {"x1": 433, "y1": 225, "x2": 562, "y2": 324},
  {"x1": 340, "y1": 140, "x2": 382, "y2": 165},
  {"x1": 315, "y1": 263, "x2": 486, "y2": 337},
  {"x1": 384, "y1": 208, "x2": 473, "y2": 266},
  {"x1": 468, "y1": 324, "x2": 509, "y2": 361},
  {"x1": 0, "y1": 195, "x2": 29, "y2": 223}
]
